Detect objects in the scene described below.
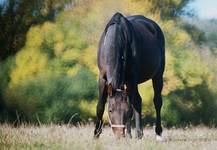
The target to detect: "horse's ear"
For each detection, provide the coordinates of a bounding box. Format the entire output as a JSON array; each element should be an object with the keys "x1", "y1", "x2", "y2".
[{"x1": 108, "y1": 83, "x2": 113, "y2": 97}]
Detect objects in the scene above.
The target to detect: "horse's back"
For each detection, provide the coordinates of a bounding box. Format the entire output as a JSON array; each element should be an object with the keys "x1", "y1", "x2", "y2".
[
  {"x1": 127, "y1": 15, "x2": 164, "y2": 49},
  {"x1": 126, "y1": 15, "x2": 165, "y2": 83},
  {"x1": 127, "y1": 15, "x2": 158, "y2": 36}
]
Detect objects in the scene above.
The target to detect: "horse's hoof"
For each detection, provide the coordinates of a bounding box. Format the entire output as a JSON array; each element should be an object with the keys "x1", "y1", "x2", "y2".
[
  {"x1": 94, "y1": 129, "x2": 102, "y2": 139},
  {"x1": 135, "y1": 131, "x2": 143, "y2": 139},
  {"x1": 93, "y1": 134, "x2": 99, "y2": 139},
  {"x1": 156, "y1": 135, "x2": 164, "y2": 141}
]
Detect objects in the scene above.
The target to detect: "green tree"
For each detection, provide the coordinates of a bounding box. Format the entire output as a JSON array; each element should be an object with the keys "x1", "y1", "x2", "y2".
[{"x1": 0, "y1": 0, "x2": 72, "y2": 60}]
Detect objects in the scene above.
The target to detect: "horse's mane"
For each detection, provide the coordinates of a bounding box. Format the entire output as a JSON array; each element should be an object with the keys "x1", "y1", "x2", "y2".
[
  {"x1": 103, "y1": 12, "x2": 130, "y2": 89},
  {"x1": 104, "y1": 12, "x2": 123, "y2": 32}
]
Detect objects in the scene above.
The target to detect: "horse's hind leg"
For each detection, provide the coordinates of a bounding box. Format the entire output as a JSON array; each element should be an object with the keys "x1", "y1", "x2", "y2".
[
  {"x1": 152, "y1": 73, "x2": 163, "y2": 139},
  {"x1": 94, "y1": 75, "x2": 107, "y2": 138}
]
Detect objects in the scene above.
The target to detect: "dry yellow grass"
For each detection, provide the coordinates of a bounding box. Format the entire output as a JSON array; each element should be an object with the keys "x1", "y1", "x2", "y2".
[{"x1": 0, "y1": 124, "x2": 217, "y2": 150}]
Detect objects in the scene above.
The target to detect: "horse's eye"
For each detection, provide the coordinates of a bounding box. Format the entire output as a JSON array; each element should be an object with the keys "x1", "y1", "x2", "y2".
[{"x1": 109, "y1": 109, "x2": 113, "y2": 113}]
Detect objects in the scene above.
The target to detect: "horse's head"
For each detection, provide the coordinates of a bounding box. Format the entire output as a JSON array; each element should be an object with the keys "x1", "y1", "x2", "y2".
[{"x1": 107, "y1": 84, "x2": 133, "y2": 138}]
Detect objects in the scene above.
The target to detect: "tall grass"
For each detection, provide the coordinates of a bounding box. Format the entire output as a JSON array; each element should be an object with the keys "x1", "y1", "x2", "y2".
[{"x1": 0, "y1": 124, "x2": 217, "y2": 150}]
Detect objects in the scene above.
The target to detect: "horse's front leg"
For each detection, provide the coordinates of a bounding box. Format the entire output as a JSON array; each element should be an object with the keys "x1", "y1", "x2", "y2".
[
  {"x1": 129, "y1": 86, "x2": 143, "y2": 139},
  {"x1": 94, "y1": 75, "x2": 107, "y2": 138},
  {"x1": 126, "y1": 103, "x2": 133, "y2": 138},
  {"x1": 126, "y1": 120, "x2": 132, "y2": 138}
]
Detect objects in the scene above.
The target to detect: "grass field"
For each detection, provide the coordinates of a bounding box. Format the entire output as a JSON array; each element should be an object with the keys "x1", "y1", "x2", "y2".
[{"x1": 0, "y1": 124, "x2": 217, "y2": 150}]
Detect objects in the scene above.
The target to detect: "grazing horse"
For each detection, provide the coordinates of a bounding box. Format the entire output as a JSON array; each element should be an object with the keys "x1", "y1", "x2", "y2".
[{"x1": 94, "y1": 12, "x2": 165, "y2": 139}]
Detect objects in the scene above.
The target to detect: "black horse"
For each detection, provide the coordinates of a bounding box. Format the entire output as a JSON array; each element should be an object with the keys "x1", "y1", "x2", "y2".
[{"x1": 94, "y1": 12, "x2": 165, "y2": 139}]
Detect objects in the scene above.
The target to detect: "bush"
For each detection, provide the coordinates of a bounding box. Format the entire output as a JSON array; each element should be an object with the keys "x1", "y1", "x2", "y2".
[
  {"x1": 0, "y1": 57, "x2": 15, "y2": 122},
  {"x1": 162, "y1": 81, "x2": 217, "y2": 126},
  {"x1": 4, "y1": 67, "x2": 97, "y2": 123}
]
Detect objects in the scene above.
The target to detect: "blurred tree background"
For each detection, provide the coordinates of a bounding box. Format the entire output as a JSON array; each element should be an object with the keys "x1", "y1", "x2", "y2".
[{"x1": 0, "y1": 0, "x2": 217, "y2": 126}]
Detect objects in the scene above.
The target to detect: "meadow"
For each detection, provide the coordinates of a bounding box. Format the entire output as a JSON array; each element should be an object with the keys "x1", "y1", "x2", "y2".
[{"x1": 1, "y1": 124, "x2": 217, "y2": 150}]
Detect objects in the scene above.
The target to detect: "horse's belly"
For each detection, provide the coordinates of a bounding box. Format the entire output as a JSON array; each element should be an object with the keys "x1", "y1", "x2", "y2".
[{"x1": 137, "y1": 51, "x2": 161, "y2": 83}]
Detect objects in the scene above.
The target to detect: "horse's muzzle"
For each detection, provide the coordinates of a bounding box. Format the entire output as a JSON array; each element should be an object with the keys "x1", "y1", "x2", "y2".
[{"x1": 112, "y1": 127, "x2": 125, "y2": 138}]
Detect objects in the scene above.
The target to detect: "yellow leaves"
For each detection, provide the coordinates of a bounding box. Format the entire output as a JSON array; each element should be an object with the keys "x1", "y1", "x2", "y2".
[
  {"x1": 27, "y1": 21, "x2": 66, "y2": 57},
  {"x1": 161, "y1": 20, "x2": 176, "y2": 32},
  {"x1": 174, "y1": 30, "x2": 191, "y2": 45},
  {"x1": 25, "y1": 21, "x2": 65, "y2": 57},
  {"x1": 9, "y1": 21, "x2": 71, "y2": 87},
  {"x1": 163, "y1": 50, "x2": 184, "y2": 95},
  {"x1": 123, "y1": 0, "x2": 159, "y2": 18},
  {"x1": 25, "y1": 22, "x2": 56, "y2": 48},
  {"x1": 67, "y1": 64, "x2": 81, "y2": 76},
  {"x1": 138, "y1": 80, "x2": 153, "y2": 102},
  {"x1": 10, "y1": 48, "x2": 48, "y2": 86},
  {"x1": 41, "y1": 22, "x2": 56, "y2": 33},
  {"x1": 180, "y1": 50, "x2": 210, "y2": 87},
  {"x1": 54, "y1": 42, "x2": 64, "y2": 56},
  {"x1": 173, "y1": 0, "x2": 182, "y2": 5},
  {"x1": 26, "y1": 26, "x2": 43, "y2": 48},
  {"x1": 138, "y1": 80, "x2": 155, "y2": 116},
  {"x1": 161, "y1": 20, "x2": 192, "y2": 47},
  {"x1": 62, "y1": 47, "x2": 98, "y2": 76},
  {"x1": 62, "y1": 49, "x2": 80, "y2": 62},
  {"x1": 53, "y1": 30, "x2": 64, "y2": 56},
  {"x1": 78, "y1": 100, "x2": 97, "y2": 117},
  {"x1": 80, "y1": 47, "x2": 98, "y2": 75},
  {"x1": 75, "y1": 0, "x2": 162, "y2": 45},
  {"x1": 41, "y1": 22, "x2": 65, "y2": 57}
]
